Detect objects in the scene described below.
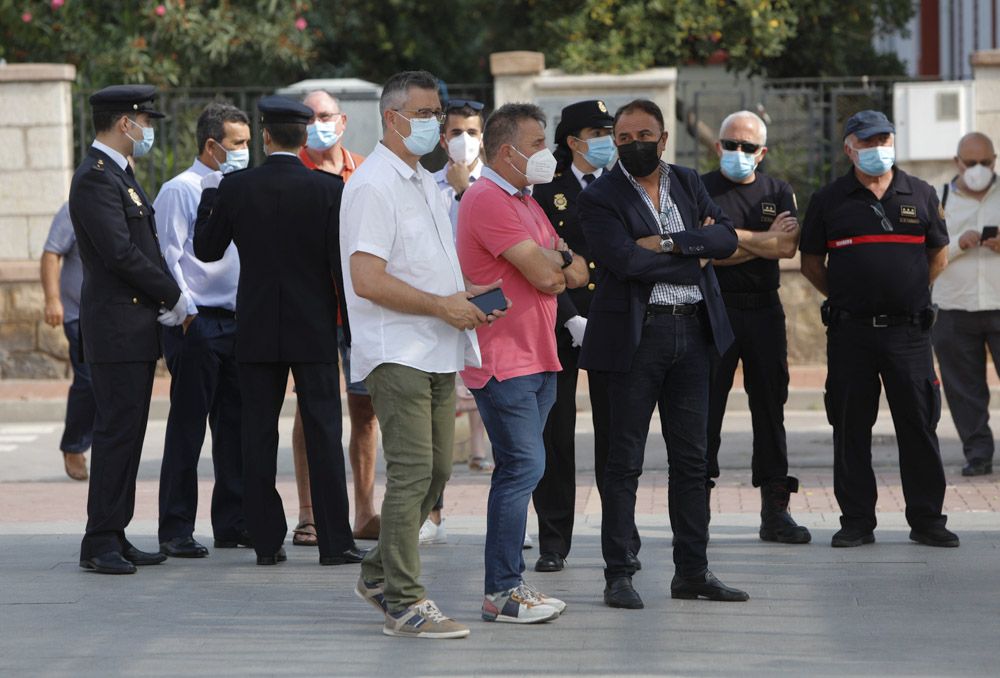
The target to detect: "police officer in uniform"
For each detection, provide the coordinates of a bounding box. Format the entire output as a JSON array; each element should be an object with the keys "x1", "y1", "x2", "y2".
[
  {"x1": 70, "y1": 85, "x2": 187, "y2": 574},
  {"x1": 531, "y1": 100, "x2": 639, "y2": 573},
  {"x1": 703, "y1": 110, "x2": 811, "y2": 544},
  {"x1": 194, "y1": 96, "x2": 365, "y2": 566},
  {"x1": 800, "y1": 110, "x2": 959, "y2": 548}
]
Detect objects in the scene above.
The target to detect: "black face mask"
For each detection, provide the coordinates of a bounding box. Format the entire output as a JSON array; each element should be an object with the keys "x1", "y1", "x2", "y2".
[{"x1": 617, "y1": 140, "x2": 661, "y2": 177}]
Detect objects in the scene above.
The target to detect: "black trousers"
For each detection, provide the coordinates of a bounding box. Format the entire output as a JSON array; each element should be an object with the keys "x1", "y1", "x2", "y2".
[
  {"x1": 158, "y1": 314, "x2": 244, "y2": 542},
  {"x1": 239, "y1": 361, "x2": 354, "y2": 559},
  {"x1": 825, "y1": 321, "x2": 947, "y2": 532},
  {"x1": 707, "y1": 303, "x2": 789, "y2": 486},
  {"x1": 603, "y1": 313, "x2": 712, "y2": 581},
  {"x1": 80, "y1": 361, "x2": 156, "y2": 560},
  {"x1": 60, "y1": 319, "x2": 96, "y2": 454}
]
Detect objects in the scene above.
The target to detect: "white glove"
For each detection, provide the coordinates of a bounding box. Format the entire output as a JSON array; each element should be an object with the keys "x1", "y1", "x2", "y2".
[
  {"x1": 200, "y1": 170, "x2": 223, "y2": 191},
  {"x1": 158, "y1": 293, "x2": 189, "y2": 327},
  {"x1": 565, "y1": 315, "x2": 587, "y2": 348}
]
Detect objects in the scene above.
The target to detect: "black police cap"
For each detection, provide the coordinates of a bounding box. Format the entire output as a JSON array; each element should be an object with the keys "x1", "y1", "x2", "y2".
[
  {"x1": 554, "y1": 100, "x2": 614, "y2": 146},
  {"x1": 843, "y1": 110, "x2": 895, "y2": 140},
  {"x1": 89, "y1": 84, "x2": 165, "y2": 118},
  {"x1": 257, "y1": 96, "x2": 313, "y2": 125}
]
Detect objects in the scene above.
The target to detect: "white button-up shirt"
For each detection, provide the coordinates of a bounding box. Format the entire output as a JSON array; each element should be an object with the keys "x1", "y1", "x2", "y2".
[
  {"x1": 340, "y1": 142, "x2": 481, "y2": 382},
  {"x1": 933, "y1": 179, "x2": 1000, "y2": 311},
  {"x1": 153, "y1": 159, "x2": 240, "y2": 313},
  {"x1": 433, "y1": 159, "x2": 483, "y2": 233}
]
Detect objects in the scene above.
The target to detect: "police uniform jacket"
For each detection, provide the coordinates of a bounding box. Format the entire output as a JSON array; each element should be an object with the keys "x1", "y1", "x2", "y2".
[
  {"x1": 193, "y1": 154, "x2": 349, "y2": 363},
  {"x1": 69, "y1": 147, "x2": 181, "y2": 363},
  {"x1": 577, "y1": 163, "x2": 737, "y2": 373},
  {"x1": 533, "y1": 168, "x2": 599, "y2": 328}
]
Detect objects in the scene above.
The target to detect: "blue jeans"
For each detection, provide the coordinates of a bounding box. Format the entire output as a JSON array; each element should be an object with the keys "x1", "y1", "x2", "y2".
[
  {"x1": 60, "y1": 320, "x2": 96, "y2": 454},
  {"x1": 472, "y1": 372, "x2": 556, "y2": 594}
]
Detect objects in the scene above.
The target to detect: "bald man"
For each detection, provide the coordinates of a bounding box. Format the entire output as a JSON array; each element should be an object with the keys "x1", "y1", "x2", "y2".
[
  {"x1": 290, "y1": 91, "x2": 380, "y2": 547},
  {"x1": 932, "y1": 132, "x2": 1000, "y2": 477}
]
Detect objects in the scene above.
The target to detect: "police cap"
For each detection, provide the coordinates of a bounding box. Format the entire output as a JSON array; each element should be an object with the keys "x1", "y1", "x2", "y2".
[
  {"x1": 89, "y1": 84, "x2": 165, "y2": 118},
  {"x1": 843, "y1": 110, "x2": 895, "y2": 140},
  {"x1": 554, "y1": 100, "x2": 614, "y2": 146},
  {"x1": 257, "y1": 96, "x2": 313, "y2": 125}
]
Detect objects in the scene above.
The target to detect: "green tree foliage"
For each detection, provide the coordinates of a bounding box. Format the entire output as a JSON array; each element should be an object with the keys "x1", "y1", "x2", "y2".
[{"x1": 0, "y1": 0, "x2": 316, "y2": 87}]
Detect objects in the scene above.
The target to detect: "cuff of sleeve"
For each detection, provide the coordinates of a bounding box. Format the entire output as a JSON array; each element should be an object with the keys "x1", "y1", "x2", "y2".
[{"x1": 353, "y1": 242, "x2": 391, "y2": 261}]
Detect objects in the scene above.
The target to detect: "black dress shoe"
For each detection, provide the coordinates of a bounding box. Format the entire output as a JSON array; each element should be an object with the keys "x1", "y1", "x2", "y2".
[
  {"x1": 671, "y1": 570, "x2": 749, "y2": 602},
  {"x1": 214, "y1": 529, "x2": 254, "y2": 549},
  {"x1": 910, "y1": 525, "x2": 960, "y2": 547},
  {"x1": 831, "y1": 526, "x2": 875, "y2": 548},
  {"x1": 604, "y1": 576, "x2": 644, "y2": 609},
  {"x1": 962, "y1": 459, "x2": 993, "y2": 476},
  {"x1": 160, "y1": 536, "x2": 209, "y2": 558},
  {"x1": 123, "y1": 546, "x2": 167, "y2": 566},
  {"x1": 320, "y1": 546, "x2": 367, "y2": 565},
  {"x1": 626, "y1": 551, "x2": 642, "y2": 572},
  {"x1": 535, "y1": 553, "x2": 565, "y2": 572},
  {"x1": 256, "y1": 547, "x2": 287, "y2": 565},
  {"x1": 80, "y1": 551, "x2": 137, "y2": 575}
]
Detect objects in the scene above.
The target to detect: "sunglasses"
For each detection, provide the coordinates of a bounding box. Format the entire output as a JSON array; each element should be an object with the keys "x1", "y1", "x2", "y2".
[
  {"x1": 959, "y1": 158, "x2": 994, "y2": 167},
  {"x1": 870, "y1": 202, "x2": 893, "y2": 232},
  {"x1": 720, "y1": 139, "x2": 762, "y2": 154},
  {"x1": 446, "y1": 99, "x2": 485, "y2": 112}
]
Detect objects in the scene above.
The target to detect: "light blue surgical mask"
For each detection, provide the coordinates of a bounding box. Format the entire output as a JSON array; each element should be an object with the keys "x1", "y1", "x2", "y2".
[
  {"x1": 853, "y1": 144, "x2": 895, "y2": 177},
  {"x1": 393, "y1": 112, "x2": 440, "y2": 156},
  {"x1": 578, "y1": 135, "x2": 617, "y2": 168},
  {"x1": 306, "y1": 121, "x2": 341, "y2": 150},
  {"x1": 125, "y1": 117, "x2": 155, "y2": 158},
  {"x1": 720, "y1": 149, "x2": 758, "y2": 181},
  {"x1": 218, "y1": 147, "x2": 249, "y2": 174}
]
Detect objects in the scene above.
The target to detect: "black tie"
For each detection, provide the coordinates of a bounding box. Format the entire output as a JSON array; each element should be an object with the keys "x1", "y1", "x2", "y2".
[
  {"x1": 126, "y1": 164, "x2": 135, "y2": 177},
  {"x1": 583, "y1": 173, "x2": 595, "y2": 185}
]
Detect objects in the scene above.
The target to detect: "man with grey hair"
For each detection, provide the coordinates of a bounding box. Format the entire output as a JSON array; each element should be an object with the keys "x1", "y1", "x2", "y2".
[
  {"x1": 702, "y1": 110, "x2": 810, "y2": 544},
  {"x1": 342, "y1": 70, "x2": 505, "y2": 639},
  {"x1": 154, "y1": 102, "x2": 252, "y2": 558}
]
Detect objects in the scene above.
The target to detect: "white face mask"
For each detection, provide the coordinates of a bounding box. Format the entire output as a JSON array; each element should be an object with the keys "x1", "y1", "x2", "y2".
[
  {"x1": 510, "y1": 146, "x2": 557, "y2": 185},
  {"x1": 964, "y1": 163, "x2": 994, "y2": 192},
  {"x1": 447, "y1": 133, "x2": 481, "y2": 165}
]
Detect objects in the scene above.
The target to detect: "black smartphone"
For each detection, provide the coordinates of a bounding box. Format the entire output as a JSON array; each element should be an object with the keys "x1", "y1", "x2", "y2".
[
  {"x1": 469, "y1": 287, "x2": 507, "y2": 315},
  {"x1": 981, "y1": 225, "x2": 998, "y2": 242}
]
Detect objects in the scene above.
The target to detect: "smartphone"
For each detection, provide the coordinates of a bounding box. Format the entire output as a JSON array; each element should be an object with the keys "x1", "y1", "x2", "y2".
[
  {"x1": 981, "y1": 225, "x2": 999, "y2": 242},
  {"x1": 469, "y1": 287, "x2": 507, "y2": 315}
]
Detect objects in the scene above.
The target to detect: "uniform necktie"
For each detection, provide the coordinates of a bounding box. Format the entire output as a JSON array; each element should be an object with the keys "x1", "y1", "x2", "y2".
[{"x1": 583, "y1": 173, "x2": 595, "y2": 185}]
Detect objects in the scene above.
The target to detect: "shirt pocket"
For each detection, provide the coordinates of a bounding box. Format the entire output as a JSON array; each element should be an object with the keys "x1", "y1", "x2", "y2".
[{"x1": 398, "y1": 214, "x2": 439, "y2": 264}]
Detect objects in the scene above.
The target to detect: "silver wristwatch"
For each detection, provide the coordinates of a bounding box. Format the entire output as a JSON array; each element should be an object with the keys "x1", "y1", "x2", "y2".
[{"x1": 659, "y1": 235, "x2": 674, "y2": 253}]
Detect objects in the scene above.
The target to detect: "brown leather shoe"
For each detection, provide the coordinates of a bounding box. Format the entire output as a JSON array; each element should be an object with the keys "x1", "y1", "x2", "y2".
[{"x1": 64, "y1": 453, "x2": 88, "y2": 481}]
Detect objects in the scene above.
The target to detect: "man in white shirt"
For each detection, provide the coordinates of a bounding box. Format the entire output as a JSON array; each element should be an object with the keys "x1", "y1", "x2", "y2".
[
  {"x1": 433, "y1": 99, "x2": 485, "y2": 232},
  {"x1": 342, "y1": 70, "x2": 503, "y2": 640},
  {"x1": 153, "y1": 103, "x2": 251, "y2": 557},
  {"x1": 932, "y1": 131, "x2": 1000, "y2": 477}
]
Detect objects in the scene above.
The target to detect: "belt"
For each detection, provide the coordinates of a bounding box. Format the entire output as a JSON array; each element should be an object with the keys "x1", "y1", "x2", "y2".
[
  {"x1": 833, "y1": 310, "x2": 919, "y2": 327},
  {"x1": 646, "y1": 303, "x2": 703, "y2": 317},
  {"x1": 196, "y1": 305, "x2": 236, "y2": 319},
  {"x1": 722, "y1": 290, "x2": 780, "y2": 310}
]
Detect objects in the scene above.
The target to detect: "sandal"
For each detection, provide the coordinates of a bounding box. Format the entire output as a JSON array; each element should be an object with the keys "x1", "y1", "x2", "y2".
[
  {"x1": 468, "y1": 457, "x2": 495, "y2": 473},
  {"x1": 292, "y1": 521, "x2": 318, "y2": 547}
]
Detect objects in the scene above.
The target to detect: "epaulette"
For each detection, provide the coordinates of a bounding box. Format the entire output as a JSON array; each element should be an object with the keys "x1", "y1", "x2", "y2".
[{"x1": 91, "y1": 157, "x2": 106, "y2": 172}]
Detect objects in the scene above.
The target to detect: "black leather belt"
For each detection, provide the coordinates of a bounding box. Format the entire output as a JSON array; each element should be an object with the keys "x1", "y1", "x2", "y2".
[
  {"x1": 646, "y1": 303, "x2": 703, "y2": 317},
  {"x1": 196, "y1": 305, "x2": 236, "y2": 319},
  {"x1": 834, "y1": 310, "x2": 919, "y2": 327},
  {"x1": 722, "y1": 290, "x2": 780, "y2": 310}
]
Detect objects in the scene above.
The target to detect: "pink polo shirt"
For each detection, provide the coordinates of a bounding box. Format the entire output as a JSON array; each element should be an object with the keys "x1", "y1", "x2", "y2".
[{"x1": 456, "y1": 169, "x2": 561, "y2": 389}]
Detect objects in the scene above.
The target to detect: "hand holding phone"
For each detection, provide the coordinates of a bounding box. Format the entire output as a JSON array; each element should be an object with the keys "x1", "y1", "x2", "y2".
[
  {"x1": 469, "y1": 287, "x2": 507, "y2": 315},
  {"x1": 981, "y1": 225, "x2": 999, "y2": 243}
]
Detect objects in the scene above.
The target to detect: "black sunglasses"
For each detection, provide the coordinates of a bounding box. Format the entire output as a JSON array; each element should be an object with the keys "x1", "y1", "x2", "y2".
[
  {"x1": 870, "y1": 202, "x2": 893, "y2": 232},
  {"x1": 959, "y1": 157, "x2": 994, "y2": 167},
  {"x1": 720, "y1": 139, "x2": 762, "y2": 154},
  {"x1": 446, "y1": 99, "x2": 485, "y2": 112}
]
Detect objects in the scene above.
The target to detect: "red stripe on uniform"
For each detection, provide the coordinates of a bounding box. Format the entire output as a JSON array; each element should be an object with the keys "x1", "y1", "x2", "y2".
[{"x1": 826, "y1": 234, "x2": 927, "y2": 249}]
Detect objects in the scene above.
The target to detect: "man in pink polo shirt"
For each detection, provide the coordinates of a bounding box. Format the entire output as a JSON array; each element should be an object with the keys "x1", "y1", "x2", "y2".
[{"x1": 456, "y1": 103, "x2": 590, "y2": 625}]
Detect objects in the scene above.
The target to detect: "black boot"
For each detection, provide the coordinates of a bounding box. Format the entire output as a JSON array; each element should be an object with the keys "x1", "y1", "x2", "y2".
[{"x1": 759, "y1": 476, "x2": 811, "y2": 544}]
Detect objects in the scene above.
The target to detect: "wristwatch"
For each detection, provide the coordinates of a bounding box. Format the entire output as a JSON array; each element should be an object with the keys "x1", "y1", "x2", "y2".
[
  {"x1": 560, "y1": 250, "x2": 573, "y2": 269},
  {"x1": 659, "y1": 235, "x2": 675, "y2": 253}
]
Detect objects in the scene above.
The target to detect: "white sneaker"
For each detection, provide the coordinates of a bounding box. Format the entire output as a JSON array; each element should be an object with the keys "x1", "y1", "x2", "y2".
[
  {"x1": 419, "y1": 518, "x2": 448, "y2": 545},
  {"x1": 522, "y1": 580, "x2": 566, "y2": 614},
  {"x1": 522, "y1": 532, "x2": 533, "y2": 550},
  {"x1": 482, "y1": 582, "x2": 560, "y2": 624},
  {"x1": 383, "y1": 599, "x2": 470, "y2": 639}
]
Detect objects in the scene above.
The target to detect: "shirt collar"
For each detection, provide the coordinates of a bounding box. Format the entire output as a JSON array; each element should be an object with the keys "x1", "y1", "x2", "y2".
[
  {"x1": 571, "y1": 163, "x2": 603, "y2": 185},
  {"x1": 843, "y1": 165, "x2": 911, "y2": 196},
  {"x1": 373, "y1": 141, "x2": 421, "y2": 181},
  {"x1": 192, "y1": 158, "x2": 215, "y2": 176},
  {"x1": 91, "y1": 140, "x2": 128, "y2": 171},
  {"x1": 269, "y1": 151, "x2": 298, "y2": 157},
  {"x1": 482, "y1": 166, "x2": 529, "y2": 197}
]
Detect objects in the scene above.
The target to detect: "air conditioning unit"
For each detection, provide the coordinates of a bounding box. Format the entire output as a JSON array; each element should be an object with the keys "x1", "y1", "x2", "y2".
[{"x1": 893, "y1": 81, "x2": 974, "y2": 161}]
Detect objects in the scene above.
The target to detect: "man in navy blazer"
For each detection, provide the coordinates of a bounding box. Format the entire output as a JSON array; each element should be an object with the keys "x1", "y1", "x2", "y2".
[{"x1": 578, "y1": 99, "x2": 749, "y2": 608}]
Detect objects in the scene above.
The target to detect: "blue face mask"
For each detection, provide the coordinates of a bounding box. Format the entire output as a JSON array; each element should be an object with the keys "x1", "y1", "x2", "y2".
[
  {"x1": 125, "y1": 117, "x2": 155, "y2": 158},
  {"x1": 853, "y1": 145, "x2": 895, "y2": 176},
  {"x1": 578, "y1": 135, "x2": 617, "y2": 168},
  {"x1": 306, "y1": 121, "x2": 341, "y2": 150},
  {"x1": 218, "y1": 147, "x2": 249, "y2": 174},
  {"x1": 720, "y1": 149, "x2": 758, "y2": 181},
  {"x1": 393, "y1": 113, "x2": 440, "y2": 156}
]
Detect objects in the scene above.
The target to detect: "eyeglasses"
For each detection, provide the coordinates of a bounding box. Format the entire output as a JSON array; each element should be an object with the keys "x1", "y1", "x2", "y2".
[
  {"x1": 959, "y1": 157, "x2": 994, "y2": 167},
  {"x1": 870, "y1": 202, "x2": 893, "y2": 232},
  {"x1": 315, "y1": 112, "x2": 343, "y2": 123},
  {"x1": 445, "y1": 99, "x2": 484, "y2": 112},
  {"x1": 394, "y1": 108, "x2": 446, "y2": 124},
  {"x1": 720, "y1": 139, "x2": 762, "y2": 154}
]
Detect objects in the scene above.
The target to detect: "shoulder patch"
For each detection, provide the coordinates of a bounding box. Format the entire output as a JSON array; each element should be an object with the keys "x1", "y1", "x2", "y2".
[{"x1": 91, "y1": 158, "x2": 105, "y2": 172}]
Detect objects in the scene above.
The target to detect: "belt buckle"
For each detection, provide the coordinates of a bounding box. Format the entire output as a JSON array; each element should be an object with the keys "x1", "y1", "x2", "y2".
[{"x1": 872, "y1": 314, "x2": 889, "y2": 328}]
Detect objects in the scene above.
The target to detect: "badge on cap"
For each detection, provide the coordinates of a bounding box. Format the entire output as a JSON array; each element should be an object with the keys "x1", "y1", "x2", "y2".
[
  {"x1": 597, "y1": 101, "x2": 608, "y2": 113},
  {"x1": 554, "y1": 194, "x2": 568, "y2": 211},
  {"x1": 127, "y1": 188, "x2": 143, "y2": 207}
]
